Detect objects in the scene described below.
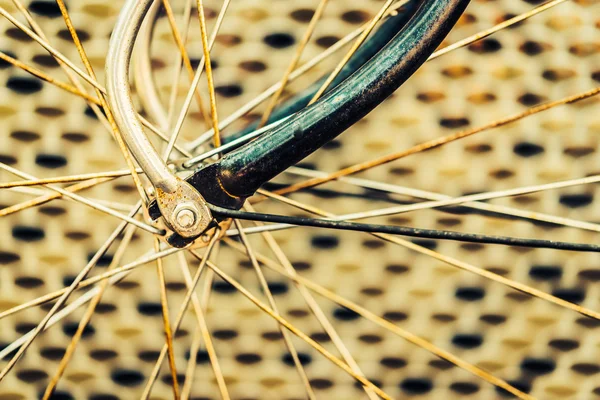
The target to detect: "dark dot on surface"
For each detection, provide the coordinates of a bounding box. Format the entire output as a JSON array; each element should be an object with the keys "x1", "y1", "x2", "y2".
[
  {"x1": 411, "y1": 239, "x2": 437, "y2": 250},
  {"x1": 62, "y1": 321, "x2": 95, "y2": 338},
  {"x1": 185, "y1": 349, "x2": 209, "y2": 364},
  {"x1": 35, "y1": 154, "x2": 67, "y2": 169},
  {"x1": 16, "y1": 368, "x2": 48, "y2": 383},
  {"x1": 290, "y1": 8, "x2": 314, "y2": 22},
  {"x1": 282, "y1": 352, "x2": 312, "y2": 366},
  {"x1": 62, "y1": 132, "x2": 89, "y2": 143},
  {"x1": 480, "y1": 314, "x2": 507, "y2": 325},
  {"x1": 311, "y1": 235, "x2": 339, "y2": 249},
  {"x1": 110, "y1": 369, "x2": 145, "y2": 387},
  {"x1": 138, "y1": 350, "x2": 160, "y2": 362},
  {"x1": 262, "y1": 331, "x2": 283, "y2": 341},
  {"x1": 213, "y1": 329, "x2": 238, "y2": 340},
  {"x1": 518, "y1": 93, "x2": 546, "y2": 106},
  {"x1": 11, "y1": 130, "x2": 40, "y2": 142},
  {"x1": 548, "y1": 338, "x2": 579, "y2": 352},
  {"x1": 266, "y1": 282, "x2": 289, "y2": 295},
  {"x1": 263, "y1": 32, "x2": 295, "y2": 49},
  {"x1": 12, "y1": 226, "x2": 45, "y2": 242},
  {"x1": 551, "y1": 288, "x2": 585, "y2": 304},
  {"x1": 513, "y1": 142, "x2": 544, "y2": 157},
  {"x1": 40, "y1": 346, "x2": 65, "y2": 361},
  {"x1": 399, "y1": 378, "x2": 433, "y2": 395},
  {"x1": 0, "y1": 251, "x2": 20, "y2": 264},
  {"x1": 455, "y1": 287, "x2": 485, "y2": 301},
  {"x1": 42, "y1": 391, "x2": 73, "y2": 400},
  {"x1": 520, "y1": 357, "x2": 556, "y2": 375},
  {"x1": 0, "y1": 50, "x2": 16, "y2": 68},
  {"x1": 96, "y1": 303, "x2": 116, "y2": 314},
  {"x1": 578, "y1": 269, "x2": 600, "y2": 282},
  {"x1": 450, "y1": 382, "x2": 480, "y2": 395},
  {"x1": 90, "y1": 349, "x2": 118, "y2": 361},
  {"x1": 571, "y1": 363, "x2": 600, "y2": 376},
  {"x1": 57, "y1": 28, "x2": 90, "y2": 42},
  {"x1": 7, "y1": 76, "x2": 43, "y2": 94},
  {"x1": 239, "y1": 60, "x2": 267, "y2": 72},
  {"x1": 529, "y1": 265, "x2": 562, "y2": 281},
  {"x1": 39, "y1": 206, "x2": 66, "y2": 216},
  {"x1": 341, "y1": 10, "x2": 371, "y2": 24},
  {"x1": 333, "y1": 307, "x2": 360, "y2": 321},
  {"x1": 15, "y1": 276, "x2": 44, "y2": 288},
  {"x1": 468, "y1": 38, "x2": 502, "y2": 54},
  {"x1": 380, "y1": 357, "x2": 407, "y2": 369},
  {"x1": 383, "y1": 311, "x2": 408, "y2": 322},
  {"x1": 316, "y1": 35, "x2": 339, "y2": 48},
  {"x1": 212, "y1": 279, "x2": 237, "y2": 293},
  {"x1": 89, "y1": 394, "x2": 119, "y2": 400},
  {"x1": 309, "y1": 378, "x2": 334, "y2": 390},
  {"x1": 520, "y1": 40, "x2": 547, "y2": 56},
  {"x1": 495, "y1": 380, "x2": 531, "y2": 398},
  {"x1": 439, "y1": 117, "x2": 470, "y2": 129},
  {"x1": 0, "y1": 154, "x2": 17, "y2": 165},
  {"x1": 452, "y1": 334, "x2": 483, "y2": 349},
  {"x1": 559, "y1": 193, "x2": 593, "y2": 209},
  {"x1": 215, "y1": 84, "x2": 243, "y2": 98},
  {"x1": 29, "y1": 0, "x2": 63, "y2": 17},
  {"x1": 137, "y1": 302, "x2": 163, "y2": 316},
  {"x1": 236, "y1": 353, "x2": 262, "y2": 365},
  {"x1": 161, "y1": 373, "x2": 185, "y2": 386},
  {"x1": 32, "y1": 54, "x2": 60, "y2": 68},
  {"x1": 87, "y1": 252, "x2": 114, "y2": 267}
]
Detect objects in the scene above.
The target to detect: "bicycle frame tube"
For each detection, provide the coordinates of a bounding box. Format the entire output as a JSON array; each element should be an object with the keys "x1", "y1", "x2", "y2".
[{"x1": 184, "y1": 0, "x2": 471, "y2": 209}]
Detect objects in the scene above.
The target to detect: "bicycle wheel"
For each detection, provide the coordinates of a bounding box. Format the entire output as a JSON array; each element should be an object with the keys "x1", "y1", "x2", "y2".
[{"x1": 1, "y1": 0, "x2": 600, "y2": 399}]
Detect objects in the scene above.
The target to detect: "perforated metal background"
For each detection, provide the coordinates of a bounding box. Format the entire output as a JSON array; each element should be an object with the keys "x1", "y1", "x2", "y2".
[{"x1": 1, "y1": 0, "x2": 600, "y2": 399}]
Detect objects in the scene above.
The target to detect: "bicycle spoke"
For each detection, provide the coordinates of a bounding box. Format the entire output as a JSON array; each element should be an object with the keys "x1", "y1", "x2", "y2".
[
  {"x1": 258, "y1": 0, "x2": 330, "y2": 127},
  {"x1": 55, "y1": 0, "x2": 149, "y2": 204},
  {"x1": 251, "y1": 193, "x2": 600, "y2": 321},
  {"x1": 0, "y1": 178, "x2": 111, "y2": 218},
  {"x1": 234, "y1": 218, "x2": 316, "y2": 400},
  {"x1": 153, "y1": 238, "x2": 180, "y2": 399},
  {"x1": 0, "y1": 168, "x2": 143, "y2": 189},
  {"x1": 164, "y1": 0, "x2": 231, "y2": 159},
  {"x1": 219, "y1": 206, "x2": 600, "y2": 253},
  {"x1": 186, "y1": 0, "x2": 565, "y2": 151},
  {"x1": 140, "y1": 233, "x2": 220, "y2": 399},
  {"x1": 222, "y1": 245, "x2": 532, "y2": 400},
  {"x1": 283, "y1": 167, "x2": 600, "y2": 234},
  {"x1": 309, "y1": 0, "x2": 397, "y2": 104},
  {"x1": 0, "y1": 247, "x2": 183, "y2": 323},
  {"x1": 278, "y1": 86, "x2": 600, "y2": 195},
  {"x1": 196, "y1": 0, "x2": 221, "y2": 147},
  {"x1": 242, "y1": 203, "x2": 379, "y2": 399},
  {"x1": 0, "y1": 204, "x2": 141, "y2": 381},
  {"x1": 0, "y1": 163, "x2": 162, "y2": 234},
  {"x1": 176, "y1": 251, "x2": 230, "y2": 400},
  {"x1": 189, "y1": 251, "x2": 394, "y2": 400},
  {"x1": 42, "y1": 223, "x2": 138, "y2": 399},
  {"x1": 162, "y1": 0, "x2": 211, "y2": 126},
  {"x1": 0, "y1": 50, "x2": 100, "y2": 104}
]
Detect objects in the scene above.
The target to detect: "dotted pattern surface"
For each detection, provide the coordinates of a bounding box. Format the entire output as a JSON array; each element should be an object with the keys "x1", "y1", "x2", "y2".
[{"x1": 1, "y1": 0, "x2": 600, "y2": 399}]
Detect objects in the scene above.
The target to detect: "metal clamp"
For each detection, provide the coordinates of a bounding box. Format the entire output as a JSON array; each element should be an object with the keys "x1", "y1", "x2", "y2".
[{"x1": 105, "y1": 0, "x2": 211, "y2": 237}]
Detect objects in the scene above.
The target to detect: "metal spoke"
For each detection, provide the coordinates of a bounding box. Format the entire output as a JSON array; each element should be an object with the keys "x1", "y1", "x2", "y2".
[
  {"x1": 258, "y1": 0, "x2": 330, "y2": 127},
  {"x1": 0, "y1": 168, "x2": 142, "y2": 189},
  {"x1": 234, "y1": 218, "x2": 316, "y2": 400},
  {"x1": 140, "y1": 233, "x2": 221, "y2": 399},
  {"x1": 42, "y1": 223, "x2": 138, "y2": 399},
  {"x1": 189, "y1": 252, "x2": 394, "y2": 400},
  {"x1": 223, "y1": 244, "x2": 532, "y2": 400},
  {"x1": 0, "y1": 204, "x2": 142, "y2": 381},
  {"x1": 0, "y1": 163, "x2": 162, "y2": 234},
  {"x1": 164, "y1": 0, "x2": 232, "y2": 159},
  {"x1": 251, "y1": 192, "x2": 600, "y2": 321},
  {"x1": 277, "y1": 86, "x2": 600, "y2": 195}
]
